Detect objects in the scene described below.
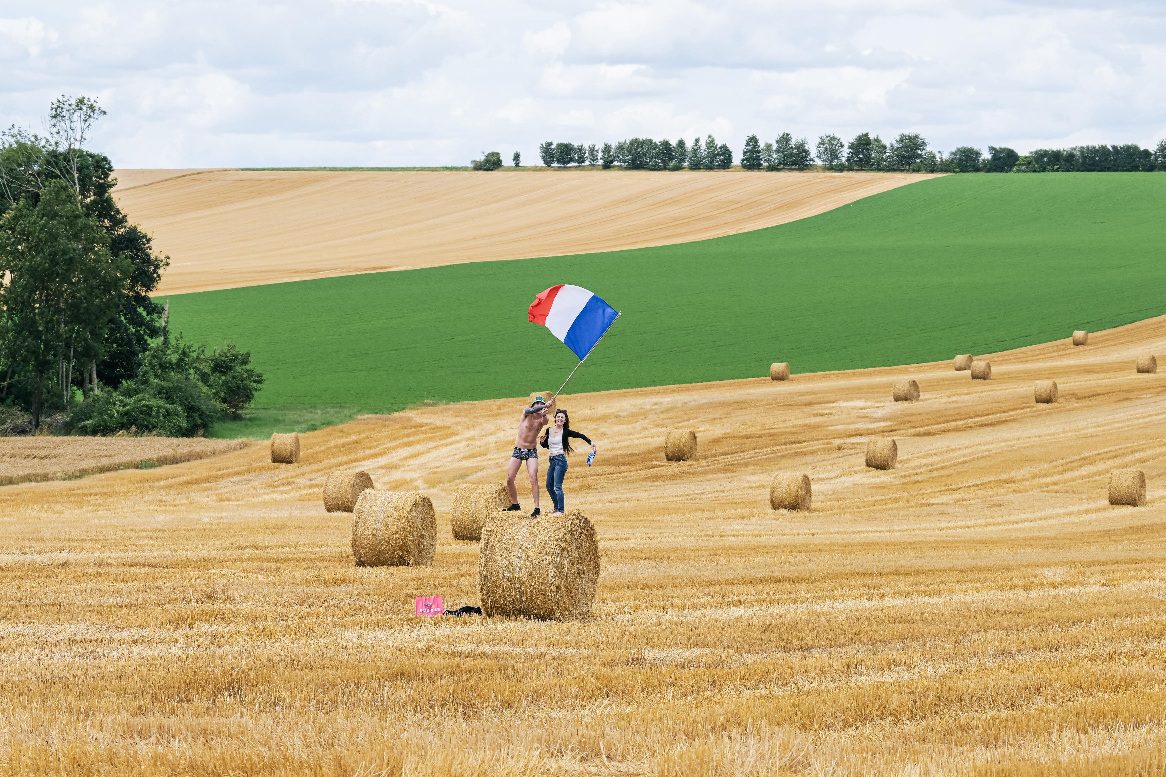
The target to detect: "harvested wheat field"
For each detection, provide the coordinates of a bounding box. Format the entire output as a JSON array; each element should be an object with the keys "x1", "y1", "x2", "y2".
[
  {"x1": 3, "y1": 317, "x2": 1166, "y2": 774},
  {"x1": 111, "y1": 169, "x2": 931, "y2": 294},
  {"x1": 0, "y1": 436, "x2": 247, "y2": 486}
]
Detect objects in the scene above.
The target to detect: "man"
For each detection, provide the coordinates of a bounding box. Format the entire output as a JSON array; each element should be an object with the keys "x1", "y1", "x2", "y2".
[{"x1": 506, "y1": 396, "x2": 550, "y2": 516}]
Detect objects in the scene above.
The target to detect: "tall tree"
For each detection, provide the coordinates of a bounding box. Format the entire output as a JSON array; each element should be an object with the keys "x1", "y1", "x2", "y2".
[
  {"x1": 714, "y1": 143, "x2": 733, "y2": 169},
  {"x1": 573, "y1": 144, "x2": 586, "y2": 166},
  {"x1": 673, "y1": 138, "x2": 687, "y2": 170},
  {"x1": 538, "y1": 141, "x2": 554, "y2": 167},
  {"x1": 846, "y1": 132, "x2": 874, "y2": 170},
  {"x1": 1154, "y1": 140, "x2": 1166, "y2": 171},
  {"x1": 761, "y1": 141, "x2": 776, "y2": 171},
  {"x1": 984, "y1": 146, "x2": 1019, "y2": 173},
  {"x1": 512, "y1": 151, "x2": 521, "y2": 167},
  {"x1": 815, "y1": 134, "x2": 844, "y2": 170},
  {"x1": 949, "y1": 146, "x2": 984, "y2": 173},
  {"x1": 888, "y1": 133, "x2": 928, "y2": 170},
  {"x1": 600, "y1": 142, "x2": 615, "y2": 169},
  {"x1": 0, "y1": 181, "x2": 129, "y2": 426},
  {"x1": 687, "y1": 138, "x2": 704, "y2": 170},
  {"x1": 773, "y1": 133, "x2": 794, "y2": 169},
  {"x1": 790, "y1": 138, "x2": 813, "y2": 170},
  {"x1": 741, "y1": 134, "x2": 762, "y2": 170},
  {"x1": 587, "y1": 144, "x2": 599, "y2": 166}
]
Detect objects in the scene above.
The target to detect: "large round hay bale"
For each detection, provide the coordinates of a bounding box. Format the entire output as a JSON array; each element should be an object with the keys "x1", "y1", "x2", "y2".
[
  {"x1": 1072, "y1": 330, "x2": 1089, "y2": 346},
  {"x1": 769, "y1": 362, "x2": 790, "y2": 381},
  {"x1": 323, "y1": 470, "x2": 374, "y2": 512},
  {"x1": 450, "y1": 482, "x2": 509, "y2": 541},
  {"x1": 770, "y1": 473, "x2": 811, "y2": 511},
  {"x1": 478, "y1": 510, "x2": 599, "y2": 620},
  {"x1": 1034, "y1": 380, "x2": 1058, "y2": 404},
  {"x1": 970, "y1": 360, "x2": 992, "y2": 380},
  {"x1": 892, "y1": 379, "x2": 920, "y2": 402},
  {"x1": 1136, "y1": 356, "x2": 1158, "y2": 374},
  {"x1": 270, "y1": 433, "x2": 300, "y2": 464},
  {"x1": 865, "y1": 439, "x2": 898, "y2": 470},
  {"x1": 1108, "y1": 470, "x2": 1146, "y2": 507},
  {"x1": 664, "y1": 430, "x2": 697, "y2": 461},
  {"x1": 351, "y1": 490, "x2": 436, "y2": 567},
  {"x1": 953, "y1": 354, "x2": 973, "y2": 371}
]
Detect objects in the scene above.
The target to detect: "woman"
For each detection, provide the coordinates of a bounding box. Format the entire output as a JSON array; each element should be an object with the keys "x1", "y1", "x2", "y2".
[{"x1": 539, "y1": 409, "x2": 596, "y2": 517}]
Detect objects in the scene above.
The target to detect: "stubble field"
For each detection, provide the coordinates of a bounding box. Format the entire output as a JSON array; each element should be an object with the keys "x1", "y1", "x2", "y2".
[
  {"x1": 2, "y1": 316, "x2": 1165, "y2": 775},
  {"x1": 110, "y1": 169, "x2": 928, "y2": 294}
]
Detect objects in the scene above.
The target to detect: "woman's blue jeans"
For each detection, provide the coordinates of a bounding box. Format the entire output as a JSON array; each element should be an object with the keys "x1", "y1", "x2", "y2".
[{"x1": 546, "y1": 454, "x2": 568, "y2": 513}]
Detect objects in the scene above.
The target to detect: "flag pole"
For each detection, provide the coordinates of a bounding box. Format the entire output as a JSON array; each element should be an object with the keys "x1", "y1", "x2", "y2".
[{"x1": 553, "y1": 312, "x2": 620, "y2": 399}]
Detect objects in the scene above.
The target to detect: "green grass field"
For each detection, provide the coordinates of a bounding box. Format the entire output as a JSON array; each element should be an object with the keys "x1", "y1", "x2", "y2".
[{"x1": 169, "y1": 173, "x2": 1166, "y2": 438}]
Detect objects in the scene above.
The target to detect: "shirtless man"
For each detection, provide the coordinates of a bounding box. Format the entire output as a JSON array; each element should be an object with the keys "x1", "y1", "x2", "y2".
[{"x1": 506, "y1": 396, "x2": 550, "y2": 516}]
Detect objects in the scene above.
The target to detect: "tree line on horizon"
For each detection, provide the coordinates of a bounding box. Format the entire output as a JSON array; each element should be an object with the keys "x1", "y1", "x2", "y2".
[{"x1": 515, "y1": 133, "x2": 1166, "y2": 173}]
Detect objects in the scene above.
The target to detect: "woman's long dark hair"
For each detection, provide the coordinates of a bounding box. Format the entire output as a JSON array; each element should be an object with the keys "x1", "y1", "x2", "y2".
[{"x1": 540, "y1": 409, "x2": 572, "y2": 453}]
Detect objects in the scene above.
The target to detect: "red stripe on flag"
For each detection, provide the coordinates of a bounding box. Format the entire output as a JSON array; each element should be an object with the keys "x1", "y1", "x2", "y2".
[{"x1": 528, "y1": 284, "x2": 564, "y2": 325}]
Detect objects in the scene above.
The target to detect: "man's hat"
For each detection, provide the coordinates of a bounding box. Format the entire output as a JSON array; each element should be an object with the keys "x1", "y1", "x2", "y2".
[{"x1": 530, "y1": 395, "x2": 546, "y2": 407}]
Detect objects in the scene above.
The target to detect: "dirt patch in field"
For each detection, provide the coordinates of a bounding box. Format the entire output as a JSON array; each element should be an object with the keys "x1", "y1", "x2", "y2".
[
  {"x1": 0, "y1": 436, "x2": 248, "y2": 485},
  {"x1": 112, "y1": 169, "x2": 936, "y2": 294}
]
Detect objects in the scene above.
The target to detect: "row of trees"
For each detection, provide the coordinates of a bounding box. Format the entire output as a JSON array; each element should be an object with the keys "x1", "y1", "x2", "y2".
[
  {"x1": 0, "y1": 96, "x2": 263, "y2": 434},
  {"x1": 515, "y1": 133, "x2": 1166, "y2": 174}
]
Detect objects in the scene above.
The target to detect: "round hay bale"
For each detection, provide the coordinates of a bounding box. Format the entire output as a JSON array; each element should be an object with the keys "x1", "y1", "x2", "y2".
[
  {"x1": 1108, "y1": 470, "x2": 1146, "y2": 507},
  {"x1": 865, "y1": 438, "x2": 898, "y2": 470},
  {"x1": 769, "y1": 362, "x2": 790, "y2": 381},
  {"x1": 770, "y1": 473, "x2": 811, "y2": 511},
  {"x1": 1136, "y1": 356, "x2": 1158, "y2": 374},
  {"x1": 892, "y1": 379, "x2": 920, "y2": 402},
  {"x1": 450, "y1": 482, "x2": 508, "y2": 541},
  {"x1": 664, "y1": 430, "x2": 697, "y2": 461},
  {"x1": 323, "y1": 470, "x2": 374, "y2": 513},
  {"x1": 953, "y1": 354, "x2": 973, "y2": 371},
  {"x1": 1034, "y1": 380, "x2": 1058, "y2": 404},
  {"x1": 970, "y1": 360, "x2": 992, "y2": 380},
  {"x1": 270, "y1": 433, "x2": 300, "y2": 464},
  {"x1": 351, "y1": 490, "x2": 436, "y2": 567},
  {"x1": 478, "y1": 510, "x2": 599, "y2": 621},
  {"x1": 1072, "y1": 330, "x2": 1088, "y2": 346}
]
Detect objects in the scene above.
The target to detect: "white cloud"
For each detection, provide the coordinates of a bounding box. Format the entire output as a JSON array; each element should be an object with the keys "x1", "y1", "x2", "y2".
[{"x1": 1, "y1": 0, "x2": 1164, "y2": 166}]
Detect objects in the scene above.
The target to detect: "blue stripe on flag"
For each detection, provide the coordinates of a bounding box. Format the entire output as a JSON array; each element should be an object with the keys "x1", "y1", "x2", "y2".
[{"x1": 563, "y1": 294, "x2": 619, "y2": 360}]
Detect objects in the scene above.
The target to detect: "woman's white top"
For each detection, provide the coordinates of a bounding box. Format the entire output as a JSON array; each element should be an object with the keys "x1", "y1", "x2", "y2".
[{"x1": 548, "y1": 427, "x2": 565, "y2": 456}]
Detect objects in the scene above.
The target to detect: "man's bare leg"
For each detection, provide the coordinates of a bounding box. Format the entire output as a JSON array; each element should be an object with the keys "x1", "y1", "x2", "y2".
[
  {"x1": 526, "y1": 457, "x2": 540, "y2": 511},
  {"x1": 505, "y1": 457, "x2": 523, "y2": 506}
]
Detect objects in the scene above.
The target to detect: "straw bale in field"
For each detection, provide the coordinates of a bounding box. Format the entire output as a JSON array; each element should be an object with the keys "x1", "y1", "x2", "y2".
[
  {"x1": 323, "y1": 470, "x2": 374, "y2": 513},
  {"x1": 351, "y1": 490, "x2": 436, "y2": 566},
  {"x1": 664, "y1": 430, "x2": 697, "y2": 461},
  {"x1": 450, "y1": 482, "x2": 509, "y2": 541},
  {"x1": 953, "y1": 354, "x2": 973, "y2": 371},
  {"x1": 865, "y1": 438, "x2": 898, "y2": 470},
  {"x1": 270, "y1": 433, "x2": 300, "y2": 464},
  {"x1": 892, "y1": 379, "x2": 920, "y2": 402},
  {"x1": 1136, "y1": 356, "x2": 1157, "y2": 374},
  {"x1": 971, "y1": 360, "x2": 992, "y2": 380},
  {"x1": 1072, "y1": 330, "x2": 1089, "y2": 346},
  {"x1": 770, "y1": 473, "x2": 811, "y2": 511},
  {"x1": 1034, "y1": 380, "x2": 1058, "y2": 404},
  {"x1": 478, "y1": 510, "x2": 599, "y2": 620},
  {"x1": 1108, "y1": 470, "x2": 1146, "y2": 507},
  {"x1": 769, "y1": 362, "x2": 790, "y2": 381}
]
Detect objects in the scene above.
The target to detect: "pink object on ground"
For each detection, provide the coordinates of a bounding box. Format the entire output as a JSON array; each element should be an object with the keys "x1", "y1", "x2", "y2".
[{"x1": 415, "y1": 595, "x2": 444, "y2": 617}]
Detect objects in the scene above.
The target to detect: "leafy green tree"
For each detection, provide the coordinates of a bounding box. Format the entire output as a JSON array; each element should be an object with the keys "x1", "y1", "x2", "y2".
[
  {"x1": 1154, "y1": 140, "x2": 1166, "y2": 171},
  {"x1": 816, "y1": 134, "x2": 844, "y2": 170},
  {"x1": 553, "y1": 142, "x2": 575, "y2": 167},
  {"x1": 773, "y1": 133, "x2": 794, "y2": 169},
  {"x1": 761, "y1": 142, "x2": 776, "y2": 171},
  {"x1": 870, "y1": 136, "x2": 888, "y2": 170},
  {"x1": 512, "y1": 151, "x2": 521, "y2": 167},
  {"x1": 984, "y1": 146, "x2": 1018, "y2": 173},
  {"x1": 949, "y1": 146, "x2": 983, "y2": 172},
  {"x1": 888, "y1": 133, "x2": 928, "y2": 170},
  {"x1": 573, "y1": 144, "x2": 586, "y2": 166},
  {"x1": 473, "y1": 151, "x2": 503, "y2": 170},
  {"x1": 687, "y1": 138, "x2": 704, "y2": 170},
  {"x1": 741, "y1": 134, "x2": 762, "y2": 170},
  {"x1": 673, "y1": 138, "x2": 687, "y2": 170},
  {"x1": 613, "y1": 141, "x2": 630, "y2": 167},
  {"x1": 539, "y1": 142, "x2": 554, "y2": 167},
  {"x1": 846, "y1": 132, "x2": 874, "y2": 170},
  {"x1": 0, "y1": 181, "x2": 128, "y2": 427},
  {"x1": 600, "y1": 142, "x2": 615, "y2": 169},
  {"x1": 790, "y1": 138, "x2": 813, "y2": 170},
  {"x1": 195, "y1": 342, "x2": 265, "y2": 418},
  {"x1": 714, "y1": 143, "x2": 733, "y2": 169},
  {"x1": 587, "y1": 144, "x2": 598, "y2": 166}
]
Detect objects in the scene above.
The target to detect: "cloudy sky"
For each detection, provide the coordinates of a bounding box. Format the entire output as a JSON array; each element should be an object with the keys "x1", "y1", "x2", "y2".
[{"x1": 2, "y1": 0, "x2": 1164, "y2": 167}]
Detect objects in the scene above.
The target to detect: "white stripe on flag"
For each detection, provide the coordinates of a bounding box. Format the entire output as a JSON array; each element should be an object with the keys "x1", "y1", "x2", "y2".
[{"x1": 544, "y1": 285, "x2": 593, "y2": 341}]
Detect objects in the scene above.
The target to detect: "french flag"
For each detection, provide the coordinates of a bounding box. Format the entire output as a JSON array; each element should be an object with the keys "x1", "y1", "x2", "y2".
[{"x1": 528, "y1": 285, "x2": 620, "y2": 360}]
